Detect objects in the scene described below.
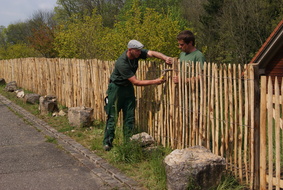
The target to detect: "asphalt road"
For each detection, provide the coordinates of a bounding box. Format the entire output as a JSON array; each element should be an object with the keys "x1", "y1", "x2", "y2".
[{"x1": 0, "y1": 94, "x2": 144, "y2": 190}]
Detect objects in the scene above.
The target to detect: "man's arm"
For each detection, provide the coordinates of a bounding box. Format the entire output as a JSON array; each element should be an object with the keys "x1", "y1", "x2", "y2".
[
  {"x1": 128, "y1": 75, "x2": 164, "y2": 86},
  {"x1": 147, "y1": 50, "x2": 172, "y2": 64}
]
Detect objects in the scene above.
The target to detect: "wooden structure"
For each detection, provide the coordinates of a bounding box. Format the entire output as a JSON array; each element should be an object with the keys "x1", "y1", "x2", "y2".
[
  {"x1": 251, "y1": 19, "x2": 283, "y2": 190},
  {"x1": 250, "y1": 19, "x2": 283, "y2": 85},
  {"x1": 0, "y1": 58, "x2": 257, "y2": 188}
]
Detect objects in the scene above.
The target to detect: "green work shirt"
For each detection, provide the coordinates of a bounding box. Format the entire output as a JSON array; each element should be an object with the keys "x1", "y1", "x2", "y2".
[
  {"x1": 179, "y1": 49, "x2": 205, "y2": 69},
  {"x1": 110, "y1": 49, "x2": 148, "y2": 86}
]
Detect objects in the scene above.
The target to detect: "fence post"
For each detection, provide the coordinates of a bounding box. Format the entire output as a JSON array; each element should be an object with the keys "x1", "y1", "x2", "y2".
[
  {"x1": 252, "y1": 63, "x2": 260, "y2": 189},
  {"x1": 259, "y1": 76, "x2": 267, "y2": 189}
]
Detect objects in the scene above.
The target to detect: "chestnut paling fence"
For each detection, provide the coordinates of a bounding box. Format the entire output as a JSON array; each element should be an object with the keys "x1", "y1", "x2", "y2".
[{"x1": 0, "y1": 57, "x2": 279, "y2": 189}]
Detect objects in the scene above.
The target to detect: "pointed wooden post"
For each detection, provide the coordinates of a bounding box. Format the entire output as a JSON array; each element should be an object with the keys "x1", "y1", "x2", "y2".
[{"x1": 251, "y1": 63, "x2": 260, "y2": 190}]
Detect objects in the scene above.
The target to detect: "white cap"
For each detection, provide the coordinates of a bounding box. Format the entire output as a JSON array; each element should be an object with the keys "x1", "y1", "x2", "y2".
[{"x1": 127, "y1": 40, "x2": 144, "y2": 49}]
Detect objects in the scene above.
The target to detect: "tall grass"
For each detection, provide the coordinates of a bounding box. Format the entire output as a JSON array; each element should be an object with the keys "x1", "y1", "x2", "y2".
[{"x1": 215, "y1": 172, "x2": 247, "y2": 190}]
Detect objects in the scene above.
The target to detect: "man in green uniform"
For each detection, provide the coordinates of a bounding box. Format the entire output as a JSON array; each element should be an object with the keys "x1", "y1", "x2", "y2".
[
  {"x1": 173, "y1": 30, "x2": 205, "y2": 83},
  {"x1": 103, "y1": 39, "x2": 172, "y2": 151}
]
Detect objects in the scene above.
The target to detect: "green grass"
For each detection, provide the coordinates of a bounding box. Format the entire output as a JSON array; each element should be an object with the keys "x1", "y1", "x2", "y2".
[
  {"x1": 45, "y1": 135, "x2": 58, "y2": 144},
  {"x1": 215, "y1": 172, "x2": 247, "y2": 190},
  {"x1": 0, "y1": 85, "x2": 246, "y2": 190}
]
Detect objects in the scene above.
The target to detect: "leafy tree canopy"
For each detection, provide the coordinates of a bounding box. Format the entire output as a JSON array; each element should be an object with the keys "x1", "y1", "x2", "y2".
[
  {"x1": 100, "y1": 0, "x2": 189, "y2": 60},
  {"x1": 0, "y1": 0, "x2": 282, "y2": 63},
  {"x1": 54, "y1": 9, "x2": 107, "y2": 59}
]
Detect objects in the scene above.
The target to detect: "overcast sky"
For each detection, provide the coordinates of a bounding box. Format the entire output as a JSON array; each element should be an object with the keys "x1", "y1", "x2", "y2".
[{"x1": 0, "y1": 0, "x2": 58, "y2": 27}]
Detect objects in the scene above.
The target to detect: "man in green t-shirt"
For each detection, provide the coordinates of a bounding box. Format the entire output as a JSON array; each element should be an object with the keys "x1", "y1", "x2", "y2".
[
  {"x1": 103, "y1": 39, "x2": 172, "y2": 151},
  {"x1": 173, "y1": 30, "x2": 205, "y2": 83}
]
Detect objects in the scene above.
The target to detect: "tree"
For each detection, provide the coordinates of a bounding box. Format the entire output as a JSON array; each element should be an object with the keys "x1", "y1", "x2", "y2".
[
  {"x1": 28, "y1": 25, "x2": 58, "y2": 58},
  {"x1": 54, "y1": 9, "x2": 107, "y2": 59},
  {"x1": 185, "y1": 0, "x2": 283, "y2": 64},
  {"x1": 198, "y1": 0, "x2": 224, "y2": 63},
  {"x1": 101, "y1": 0, "x2": 187, "y2": 60},
  {"x1": 54, "y1": 0, "x2": 125, "y2": 27},
  {"x1": 214, "y1": 0, "x2": 264, "y2": 64},
  {"x1": 209, "y1": 0, "x2": 283, "y2": 64},
  {"x1": 0, "y1": 26, "x2": 7, "y2": 48},
  {"x1": 27, "y1": 10, "x2": 58, "y2": 57},
  {"x1": 0, "y1": 43, "x2": 40, "y2": 60},
  {"x1": 4, "y1": 22, "x2": 31, "y2": 45},
  {"x1": 179, "y1": 0, "x2": 208, "y2": 57},
  {"x1": 97, "y1": 0, "x2": 125, "y2": 27},
  {"x1": 266, "y1": 0, "x2": 283, "y2": 28},
  {"x1": 0, "y1": 23, "x2": 41, "y2": 59},
  {"x1": 0, "y1": 10, "x2": 59, "y2": 59}
]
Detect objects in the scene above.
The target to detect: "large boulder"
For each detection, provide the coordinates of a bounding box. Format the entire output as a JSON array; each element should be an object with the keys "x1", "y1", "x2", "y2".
[
  {"x1": 68, "y1": 107, "x2": 94, "y2": 127},
  {"x1": 164, "y1": 146, "x2": 226, "y2": 190},
  {"x1": 39, "y1": 95, "x2": 59, "y2": 115},
  {"x1": 5, "y1": 81, "x2": 17, "y2": 92},
  {"x1": 25, "y1": 94, "x2": 40, "y2": 104}
]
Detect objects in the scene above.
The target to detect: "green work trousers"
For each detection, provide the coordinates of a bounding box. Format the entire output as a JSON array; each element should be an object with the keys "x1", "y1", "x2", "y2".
[{"x1": 103, "y1": 82, "x2": 135, "y2": 146}]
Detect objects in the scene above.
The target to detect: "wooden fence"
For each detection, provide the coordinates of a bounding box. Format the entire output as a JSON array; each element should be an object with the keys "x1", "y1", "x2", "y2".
[
  {"x1": 0, "y1": 58, "x2": 260, "y2": 188},
  {"x1": 136, "y1": 60, "x2": 257, "y2": 189},
  {"x1": 0, "y1": 58, "x2": 113, "y2": 120},
  {"x1": 260, "y1": 76, "x2": 283, "y2": 190}
]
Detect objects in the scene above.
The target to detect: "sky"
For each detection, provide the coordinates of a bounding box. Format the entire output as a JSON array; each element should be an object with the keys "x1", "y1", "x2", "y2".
[{"x1": 0, "y1": 0, "x2": 58, "y2": 27}]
